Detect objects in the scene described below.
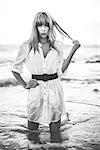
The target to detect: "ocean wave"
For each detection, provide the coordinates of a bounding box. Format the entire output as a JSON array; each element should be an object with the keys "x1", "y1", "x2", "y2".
[
  {"x1": 0, "y1": 78, "x2": 19, "y2": 87},
  {"x1": 85, "y1": 55, "x2": 100, "y2": 64},
  {"x1": 61, "y1": 77, "x2": 100, "y2": 83},
  {"x1": 86, "y1": 60, "x2": 100, "y2": 63}
]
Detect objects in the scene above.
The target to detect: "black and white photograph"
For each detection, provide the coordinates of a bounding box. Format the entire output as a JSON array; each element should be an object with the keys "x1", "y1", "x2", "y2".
[{"x1": 0, "y1": 0, "x2": 100, "y2": 149}]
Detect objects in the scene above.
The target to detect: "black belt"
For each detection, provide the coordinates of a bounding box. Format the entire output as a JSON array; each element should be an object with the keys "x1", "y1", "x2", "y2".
[{"x1": 32, "y1": 73, "x2": 58, "y2": 82}]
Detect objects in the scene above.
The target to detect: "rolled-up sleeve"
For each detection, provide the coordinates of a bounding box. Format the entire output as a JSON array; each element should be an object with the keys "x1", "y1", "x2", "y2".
[{"x1": 11, "y1": 43, "x2": 26, "y2": 74}]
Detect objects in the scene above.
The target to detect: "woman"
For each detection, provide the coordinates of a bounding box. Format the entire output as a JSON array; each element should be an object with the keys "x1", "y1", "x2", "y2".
[{"x1": 11, "y1": 12, "x2": 80, "y2": 144}]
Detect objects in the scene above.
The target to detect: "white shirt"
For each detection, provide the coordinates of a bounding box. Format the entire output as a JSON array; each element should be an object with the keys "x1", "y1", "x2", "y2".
[{"x1": 11, "y1": 41, "x2": 66, "y2": 125}]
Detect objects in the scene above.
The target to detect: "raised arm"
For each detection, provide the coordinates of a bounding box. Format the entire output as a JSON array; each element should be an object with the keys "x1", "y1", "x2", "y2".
[{"x1": 62, "y1": 40, "x2": 81, "y2": 73}]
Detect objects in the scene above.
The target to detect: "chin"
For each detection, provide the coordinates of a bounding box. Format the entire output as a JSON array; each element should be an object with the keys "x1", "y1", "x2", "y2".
[{"x1": 40, "y1": 33, "x2": 48, "y2": 38}]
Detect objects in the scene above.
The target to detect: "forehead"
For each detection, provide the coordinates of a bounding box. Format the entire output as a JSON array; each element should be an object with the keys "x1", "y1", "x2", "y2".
[{"x1": 36, "y1": 13, "x2": 50, "y2": 25}]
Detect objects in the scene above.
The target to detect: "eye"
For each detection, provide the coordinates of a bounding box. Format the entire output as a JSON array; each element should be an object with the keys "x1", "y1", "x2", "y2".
[
  {"x1": 36, "y1": 22, "x2": 49, "y2": 28},
  {"x1": 36, "y1": 22, "x2": 43, "y2": 27},
  {"x1": 45, "y1": 22, "x2": 49, "y2": 27}
]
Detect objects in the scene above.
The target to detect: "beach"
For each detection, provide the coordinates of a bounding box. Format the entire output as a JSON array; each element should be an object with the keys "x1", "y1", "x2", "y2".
[{"x1": 0, "y1": 45, "x2": 100, "y2": 150}]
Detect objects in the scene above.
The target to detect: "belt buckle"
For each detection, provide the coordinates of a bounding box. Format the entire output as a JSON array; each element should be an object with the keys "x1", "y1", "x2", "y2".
[{"x1": 43, "y1": 74, "x2": 48, "y2": 81}]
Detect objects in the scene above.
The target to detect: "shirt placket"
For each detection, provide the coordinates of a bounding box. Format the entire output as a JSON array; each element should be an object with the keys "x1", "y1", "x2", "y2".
[
  {"x1": 43, "y1": 59, "x2": 48, "y2": 115},
  {"x1": 39, "y1": 44, "x2": 48, "y2": 122}
]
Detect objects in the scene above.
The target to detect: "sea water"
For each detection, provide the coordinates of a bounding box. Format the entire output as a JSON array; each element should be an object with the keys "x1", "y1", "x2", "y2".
[{"x1": 0, "y1": 45, "x2": 100, "y2": 149}]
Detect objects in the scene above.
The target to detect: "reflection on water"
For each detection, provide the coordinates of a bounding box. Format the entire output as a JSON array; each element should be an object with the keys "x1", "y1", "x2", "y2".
[{"x1": 0, "y1": 46, "x2": 100, "y2": 149}]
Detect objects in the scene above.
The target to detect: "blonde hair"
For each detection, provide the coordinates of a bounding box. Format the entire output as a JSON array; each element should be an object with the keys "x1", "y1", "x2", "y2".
[{"x1": 27, "y1": 11, "x2": 73, "y2": 53}]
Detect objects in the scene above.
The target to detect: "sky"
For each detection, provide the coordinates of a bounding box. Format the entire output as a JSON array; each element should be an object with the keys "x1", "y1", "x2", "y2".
[{"x1": 0, "y1": 0, "x2": 99, "y2": 45}]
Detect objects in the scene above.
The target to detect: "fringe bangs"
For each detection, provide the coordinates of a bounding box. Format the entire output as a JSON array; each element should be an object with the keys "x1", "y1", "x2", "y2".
[{"x1": 35, "y1": 13, "x2": 50, "y2": 28}]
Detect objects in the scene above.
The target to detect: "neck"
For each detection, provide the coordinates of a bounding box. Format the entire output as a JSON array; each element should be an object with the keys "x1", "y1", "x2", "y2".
[{"x1": 39, "y1": 38, "x2": 48, "y2": 44}]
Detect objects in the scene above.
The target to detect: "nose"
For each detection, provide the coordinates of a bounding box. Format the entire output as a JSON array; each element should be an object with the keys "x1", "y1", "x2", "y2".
[{"x1": 41, "y1": 25, "x2": 46, "y2": 30}]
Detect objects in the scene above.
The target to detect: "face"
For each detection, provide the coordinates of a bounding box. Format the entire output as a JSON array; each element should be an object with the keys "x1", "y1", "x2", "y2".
[{"x1": 37, "y1": 24, "x2": 49, "y2": 39}]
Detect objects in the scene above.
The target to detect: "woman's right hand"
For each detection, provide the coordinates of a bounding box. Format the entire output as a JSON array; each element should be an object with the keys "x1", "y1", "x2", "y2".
[{"x1": 24, "y1": 79, "x2": 39, "y2": 89}]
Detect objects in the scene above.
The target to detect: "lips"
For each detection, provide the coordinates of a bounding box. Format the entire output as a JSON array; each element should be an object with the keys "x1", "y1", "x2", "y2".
[{"x1": 41, "y1": 33, "x2": 47, "y2": 36}]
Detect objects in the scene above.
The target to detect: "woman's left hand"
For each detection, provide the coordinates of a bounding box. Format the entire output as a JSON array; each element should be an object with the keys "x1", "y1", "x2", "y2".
[{"x1": 72, "y1": 40, "x2": 81, "y2": 51}]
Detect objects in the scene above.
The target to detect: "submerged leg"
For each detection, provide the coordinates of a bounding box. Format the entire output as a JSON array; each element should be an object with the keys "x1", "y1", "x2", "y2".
[
  {"x1": 28, "y1": 120, "x2": 42, "y2": 144},
  {"x1": 49, "y1": 120, "x2": 62, "y2": 143}
]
